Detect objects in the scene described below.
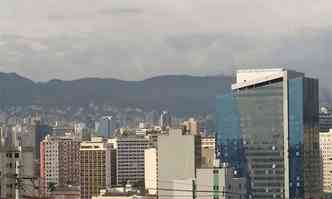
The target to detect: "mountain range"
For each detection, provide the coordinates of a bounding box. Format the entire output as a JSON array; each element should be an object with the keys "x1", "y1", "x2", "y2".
[{"x1": 0, "y1": 72, "x2": 232, "y2": 115}]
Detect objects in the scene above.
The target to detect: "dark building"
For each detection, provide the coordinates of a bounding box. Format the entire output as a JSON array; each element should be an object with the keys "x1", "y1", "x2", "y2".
[
  {"x1": 217, "y1": 69, "x2": 321, "y2": 199},
  {"x1": 34, "y1": 121, "x2": 52, "y2": 160}
]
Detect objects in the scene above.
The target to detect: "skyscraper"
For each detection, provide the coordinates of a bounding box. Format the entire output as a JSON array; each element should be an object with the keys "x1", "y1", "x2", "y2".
[
  {"x1": 217, "y1": 68, "x2": 321, "y2": 199},
  {"x1": 144, "y1": 148, "x2": 157, "y2": 195},
  {"x1": 160, "y1": 111, "x2": 171, "y2": 130},
  {"x1": 40, "y1": 135, "x2": 81, "y2": 192},
  {"x1": 98, "y1": 116, "x2": 114, "y2": 138},
  {"x1": 116, "y1": 136, "x2": 149, "y2": 185},
  {"x1": 34, "y1": 122, "x2": 52, "y2": 160},
  {"x1": 80, "y1": 139, "x2": 114, "y2": 199}
]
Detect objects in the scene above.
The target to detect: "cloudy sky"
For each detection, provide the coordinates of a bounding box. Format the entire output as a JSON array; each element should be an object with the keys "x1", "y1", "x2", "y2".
[{"x1": 0, "y1": 0, "x2": 332, "y2": 90}]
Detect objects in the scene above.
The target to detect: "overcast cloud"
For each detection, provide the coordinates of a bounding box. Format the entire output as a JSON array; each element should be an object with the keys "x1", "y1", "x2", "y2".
[{"x1": 0, "y1": 0, "x2": 332, "y2": 94}]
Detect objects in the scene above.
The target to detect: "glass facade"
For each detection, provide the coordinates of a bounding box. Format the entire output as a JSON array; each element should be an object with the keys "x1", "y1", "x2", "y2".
[{"x1": 217, "y1": 74, "x2": 321, "y2": 199}]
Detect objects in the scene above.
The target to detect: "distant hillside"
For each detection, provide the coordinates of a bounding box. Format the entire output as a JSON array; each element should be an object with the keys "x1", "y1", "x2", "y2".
[{"x1": 0, "y1": 73, "x2": 232, "y2": 114}]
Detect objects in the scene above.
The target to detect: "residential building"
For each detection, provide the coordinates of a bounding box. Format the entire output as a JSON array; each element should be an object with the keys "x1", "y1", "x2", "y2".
[
  {"x1": 40, "y1": 135, "x2": 81, "y2": 192},
  {"x1": 144, "y1": 148, "x2": 157, "y2": 195},
  {"x1": 217, "y1": 68, "x2": 321, "y2": 199},
  {"x1": 201, "y1": 136, "x2": 216, "y2": 168},
  {"x1": 80, "y1": 139, "x2": 114, "y2": 199},
  {"x1": 321, "y1": 129, "x2": 332, "y2": 193},
  {"x1": 183, "y1": 118, "x2": 200, "y2": 135},
  {"x1": 157, "y1": 129, "x2": 201, "y2": 199},
  {"x1": 116, "y1": 136, "x2": 149, "y2": 185}
]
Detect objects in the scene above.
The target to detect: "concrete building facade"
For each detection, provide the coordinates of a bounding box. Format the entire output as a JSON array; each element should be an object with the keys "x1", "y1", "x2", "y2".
[
  {"x1": 183, "y1": 118, "x2": 200, "y2": 135},
  {"x1": 201, "y1": 136, "x2": 216, "y2": 168},
  {"x1": 321, "y1": 129, "x2": 332, "y2": 193},
  {"x1": 80, "y1": 140, "x2": 114, "y2": 199},
  {"x1": 40, "y1": 135, "x2": 81, "y2": 192},
  {"x1": 157, "y1": 130, "x2": 201, "y2": 199},
  {"x1": 196, "y1": 167, "x2": 246, "y2": 199},
  {"x1": 144, "y1": 148, "x2": 157, "y2": 195},
  {"x1": 0, "y1": 146, "x2": 35, "y2": 199},
  {"x1": 116, "y1": 136, "x2": 149, "y2": 185}
]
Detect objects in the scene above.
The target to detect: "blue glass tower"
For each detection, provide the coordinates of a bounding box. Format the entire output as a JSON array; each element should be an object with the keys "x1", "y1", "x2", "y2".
[
  {"x1": 217, "y1": 69, "x2": 321, "y2": 199},
  {"x1": 98, "y1": 116, "x2": 114, "y2": 138}
]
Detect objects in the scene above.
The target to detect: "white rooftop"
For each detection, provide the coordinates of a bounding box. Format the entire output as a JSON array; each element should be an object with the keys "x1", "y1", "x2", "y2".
[{"x1": 232, "y1": 68, "x2": 304, "y2": 90}]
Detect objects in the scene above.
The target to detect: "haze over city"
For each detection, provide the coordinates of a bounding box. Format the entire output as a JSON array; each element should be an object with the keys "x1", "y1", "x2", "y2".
[{"x1": 0, "y1": 0, "x2": 332, "y2": 92}]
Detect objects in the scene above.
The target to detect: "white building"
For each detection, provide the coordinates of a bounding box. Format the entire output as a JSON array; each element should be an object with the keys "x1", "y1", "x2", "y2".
[{"x1": 144, "y1": 148, "x2": 157, "y2": 195}]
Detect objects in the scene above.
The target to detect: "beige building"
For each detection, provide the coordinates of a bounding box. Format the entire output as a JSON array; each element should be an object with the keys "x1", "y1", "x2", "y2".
[
  {"x1": 183, "y1": 118, "x2": 200, "y2": 135},
  {"x1": 321, "y1": 129, "x2": 332, "y2": 193},
  {"x1": 201, "y1": 136, "x2": 216, "y2": 168},
  {"x1": 144, "y1": 148, "x2": 157, "y2": 195},
  {"x1": 80, "y1": 139, "x2": 115, "y2": 199},
  {"x1": 157, "y1": 129, "x2": 201, "y2": 199}
]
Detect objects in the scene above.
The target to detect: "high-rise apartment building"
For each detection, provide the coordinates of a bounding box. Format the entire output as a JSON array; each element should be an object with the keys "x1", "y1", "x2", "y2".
[
  {"x1": 40, "y1": 135, "x2": 81, "y2": 191},
  {"x1": 183, "y1": 118, "x2": 200, "y2": 135},
  {"x1": 34, "y1": 122, "x2": 52, "y2": 160},
  {"x1": 201, "y1": 136, "x2": 216, "y2": 168},
  {"x1": 321, "y1": 129, "x2": 332, "y2": 193},
  {"x1": 144, "y1": 148, "x2": 157, "y2": 195},
  {"x1": 217, "y1": 68, "x2": 321, "y2": 199},
  {"x1": 80, "y1": 139, "x2": 115, "y2": 199},
  {"x1": 116, "y1": 136, "x2": 149, "y2": 185},
  {"x1": 157, "y1": 129, "x2": 201, "y2": 199}
]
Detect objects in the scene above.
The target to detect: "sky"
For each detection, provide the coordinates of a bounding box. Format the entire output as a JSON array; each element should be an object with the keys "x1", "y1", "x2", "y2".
[{"x1": 0, "y1": 0, "x2": 332, "y2": 92}]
